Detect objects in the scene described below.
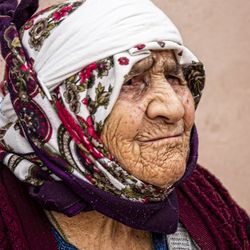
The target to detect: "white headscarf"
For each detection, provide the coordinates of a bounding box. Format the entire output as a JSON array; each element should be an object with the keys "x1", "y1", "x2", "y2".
[
  {"x1": 0, "y1": 0, "x2": 202, "y2": 203},
  {"x1": 22, "y1": 0, "x2": 197, "y2": 102},
  {"x1": 1, "y1": 0, "x2": 198, "y2": 126}
]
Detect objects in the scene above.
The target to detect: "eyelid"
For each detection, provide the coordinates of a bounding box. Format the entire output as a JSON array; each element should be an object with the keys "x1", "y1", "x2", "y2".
[
  {"x1": 124, "y1": 74, "x2": 140, "y2": 85},
  {"x1": 124, "y1": 78, "x2": 133, "y2": 85},
  {"x1": 165, "y1": 74, "x2": 186, "y2": 85},
  {"x1": 124, "y1": 74, "x2": 148, "y2": 86}
]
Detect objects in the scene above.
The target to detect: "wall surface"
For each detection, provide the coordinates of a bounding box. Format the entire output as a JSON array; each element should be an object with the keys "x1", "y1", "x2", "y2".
[{"x1": 0, "y1": 0, "x2": 249, "y2": 214}]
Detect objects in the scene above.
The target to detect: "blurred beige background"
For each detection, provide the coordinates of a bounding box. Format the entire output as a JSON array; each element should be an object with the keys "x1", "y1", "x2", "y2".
[{"x1": 0, "y1": 0, "x2": 249, "y2": 214}]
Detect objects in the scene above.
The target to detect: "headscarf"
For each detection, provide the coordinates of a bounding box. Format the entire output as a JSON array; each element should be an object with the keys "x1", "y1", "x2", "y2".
[{"x1": 0, "y1": 0, "x2": 205, "y2": 233}]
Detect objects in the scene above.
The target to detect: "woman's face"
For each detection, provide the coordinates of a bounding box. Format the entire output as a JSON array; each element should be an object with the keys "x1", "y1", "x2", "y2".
[{"x1": 101, "y1": 50, "x2": 195, "y2": 188}]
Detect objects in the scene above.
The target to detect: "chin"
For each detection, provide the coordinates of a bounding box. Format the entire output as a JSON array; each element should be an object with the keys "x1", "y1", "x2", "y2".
[
  {"x1": 126, "y1": 148, "x2": 188, "y2": 189},
  {"x1": 146, "y1": 157, "x2": 187, "y2": 188}
]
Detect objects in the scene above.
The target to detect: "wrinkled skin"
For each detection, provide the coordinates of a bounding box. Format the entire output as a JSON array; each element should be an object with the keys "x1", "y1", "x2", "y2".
[
  {"x1": 101, "y1": 50, "x2": 195, "y2": 188},
  {"x1": 51, "y1": 50, "x2": 196, "y2": 250}
]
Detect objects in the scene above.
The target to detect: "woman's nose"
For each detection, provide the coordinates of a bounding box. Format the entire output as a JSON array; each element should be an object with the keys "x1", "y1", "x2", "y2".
[{"x1": 146, "y1": 80, "x2": 185, "y2": 123}]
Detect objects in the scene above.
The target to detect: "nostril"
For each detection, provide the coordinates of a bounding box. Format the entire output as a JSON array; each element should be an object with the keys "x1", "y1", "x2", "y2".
[{"x1": 160, "y1": 116, "x2": 170, "y2": 122}]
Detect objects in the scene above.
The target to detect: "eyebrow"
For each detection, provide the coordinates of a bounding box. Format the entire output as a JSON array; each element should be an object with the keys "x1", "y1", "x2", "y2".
[
  {"x1": 125, "y1": 53, "x2": 182, "y2": 81},
  {"x1": 126, "y1": 56, "x2": 154, "y2": 79},
  {"x1": 166, "y1": 61, "x2": 182, "y2": 75},
  {"x1": 161, "y1": 52, "x2": 183, "y2": 75}
]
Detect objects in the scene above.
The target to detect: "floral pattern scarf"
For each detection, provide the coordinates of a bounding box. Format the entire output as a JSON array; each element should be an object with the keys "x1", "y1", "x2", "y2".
[{"x1": 0, "y1": 0, "x2": 205, "y2": 233}]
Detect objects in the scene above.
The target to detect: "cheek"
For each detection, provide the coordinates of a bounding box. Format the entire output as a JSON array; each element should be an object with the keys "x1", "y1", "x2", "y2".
[
  {"x1": 183, "y1": 91, "x2": 195, "y2": 129},
  {"x1": 101, "y1": 98, "x2": 146, "y2": 144},
  {"x1": 118, "y1": 101, "x2": 145, "y2": 137},
  {"x1": 173, "y1": 86, "x2": 195, "y2": 130}
]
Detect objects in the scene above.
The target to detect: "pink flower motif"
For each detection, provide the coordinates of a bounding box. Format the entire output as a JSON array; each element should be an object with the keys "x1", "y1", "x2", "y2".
[
  {"x1": 80, "y1": 63, "x2": 97, "y2": 84},
  {"x1": 86, "y1": 116, "x2": 93, "y2": 127},
  {"x1": 82, "y1": 97, "x2": 89, "y2": 106},
  {"x1": 77, "y1": 115, "x2": 99, "y2": 141},
  {"x1": 135, "y1": 44, "x2": 146, "y2": 50},
  {"x1": 61, "y1": 5, "x2": 73, "y2": 13},
  {"x1": 85, "y1": 174, "x2": 93, "y2": 182},
  {"x1": 53, "y1": 5, "x2": 73, "y2": 21},
  {"x1": 87, "y1": 127, "x2": 96, "y2": 138},
  {"x1": 21, "y1": 64, "x2": 28, "y2": 72},
  {"x1": 86, "y1": 116, "x2": 94, "y2": 131},
  {"x1": 0, "y1": 81, "x2": 5, "y2": 96},
  {"x1": 20, "y1": 49, "x2": 25, "y2": 57},
  {"x1": 92, "y1": 147, "x2": 104, "y2": 159},
  {"x1": 86, "y1": 116, "x2": 100, "y2": 141},
  {"x1": 85, "y1": 156, "x2": 93, "y2": 166},
  {"x1": 93, "y1": 166, "x2": 101, "y2": 173},
  {"x1": 52, "y1": 12, "x2": 62, "y2": 21},
  {"x1": 118, "y1": 57, "x2": 129, "y2": 66}
]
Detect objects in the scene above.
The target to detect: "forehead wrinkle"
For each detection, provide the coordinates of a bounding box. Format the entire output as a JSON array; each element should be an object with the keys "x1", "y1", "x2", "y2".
[
  {"x1": 126, "y1": 50, "x2": 181, "y2": 81},
  {"x1": 150, "y1": 50, "x2": 178, "y2": 75},
  {"x1": 127, "y1": 55, "x2": 154, "y2": 78},
  {"x1": 167, "y1": 62, "x2": 182, "y2": 75},
  {"x1": 162, "y1": 52, "x2": 180, "y2": 74}
]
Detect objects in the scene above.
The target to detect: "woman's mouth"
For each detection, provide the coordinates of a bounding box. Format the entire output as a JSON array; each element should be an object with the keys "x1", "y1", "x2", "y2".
[{"x1": 137, "y1": 133, "x2": 184, "y2": 144}]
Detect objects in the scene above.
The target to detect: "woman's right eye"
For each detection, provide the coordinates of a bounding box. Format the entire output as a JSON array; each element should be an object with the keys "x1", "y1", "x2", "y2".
[
  {"x1": 125, "y1": 79, "x2": 133, "y2": 85},
  {"x1": 124, "y1": 75, "x2": 148, "y2": 88}
]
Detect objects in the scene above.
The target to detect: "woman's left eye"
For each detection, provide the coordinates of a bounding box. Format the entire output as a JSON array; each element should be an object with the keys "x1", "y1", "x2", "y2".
[{"x1": 166, "y1": 75, "x2": 181, "y2": 85}]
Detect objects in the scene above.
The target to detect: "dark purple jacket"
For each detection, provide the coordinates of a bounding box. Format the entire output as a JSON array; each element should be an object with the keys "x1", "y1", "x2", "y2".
[{"x1": 0, "y1": 164, "x2": 249, "y2": 250}]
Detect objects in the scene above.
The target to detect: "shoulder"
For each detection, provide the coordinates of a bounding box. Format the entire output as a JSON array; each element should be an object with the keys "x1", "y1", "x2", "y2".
[
  {"x1": 0, "y1": 166, "x2": 58, "y2": 250},
  {"x1": 0, "y1": 166, "x2": 26, "y2": 249},
  {"x1": 177, "y1": 164, "x2": 250, "y2": 250}
]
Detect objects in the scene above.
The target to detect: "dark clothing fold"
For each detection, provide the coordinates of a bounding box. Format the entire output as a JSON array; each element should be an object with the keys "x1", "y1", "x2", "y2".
[{"x1": 0, "y1": 164, "x2": 249, "y2": 250}]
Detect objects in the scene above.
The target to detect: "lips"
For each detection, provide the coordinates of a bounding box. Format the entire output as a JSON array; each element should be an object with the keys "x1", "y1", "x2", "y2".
[{"x1": 137, "y1": 132, "x2": 184, "y2": 143}]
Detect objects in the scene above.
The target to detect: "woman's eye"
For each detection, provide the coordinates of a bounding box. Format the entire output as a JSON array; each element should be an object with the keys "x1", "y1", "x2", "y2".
[
  {"x1": 125, "y1": 79, "x2": 133, "y2": 85},
  {"x1": 166, "y1": 75, "x2": 181, "y2": 85},
  {"x1": 124, "y1": 77, "x2": 147, "y2": 86}
]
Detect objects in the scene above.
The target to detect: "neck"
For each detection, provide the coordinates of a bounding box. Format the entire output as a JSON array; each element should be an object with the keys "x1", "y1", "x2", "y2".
[{"x1": 47, "y1": 210, "x2": 153, "y2": 250}]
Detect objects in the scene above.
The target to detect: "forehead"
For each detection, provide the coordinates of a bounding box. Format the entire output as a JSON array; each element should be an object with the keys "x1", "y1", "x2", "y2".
[
  {"x1": 128, "y1": 50, "x2": 178, "y2": 76},
  {"x1": 151, "y1": 50, "x2": 176, "y2": 62}
]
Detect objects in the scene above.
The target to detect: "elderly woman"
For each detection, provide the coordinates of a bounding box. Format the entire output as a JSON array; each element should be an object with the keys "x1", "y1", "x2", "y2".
[{"x1": 0, "y1": 0, "x2": 249, "y2": 249}]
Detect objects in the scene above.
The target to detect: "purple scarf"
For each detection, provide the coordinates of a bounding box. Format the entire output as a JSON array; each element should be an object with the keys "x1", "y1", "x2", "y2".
[{"x1": 28, "y1": 127, "x2": 198, "y2": 233}]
